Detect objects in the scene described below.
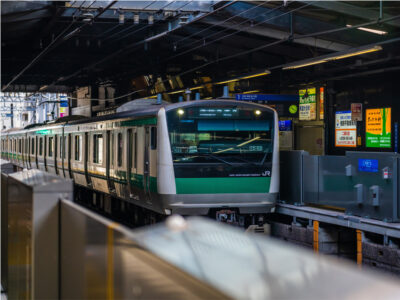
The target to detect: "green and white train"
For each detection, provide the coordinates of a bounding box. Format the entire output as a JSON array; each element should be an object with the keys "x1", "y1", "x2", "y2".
[{"x1": 1, "y1": 100, "x2": 279, "y2": 222}]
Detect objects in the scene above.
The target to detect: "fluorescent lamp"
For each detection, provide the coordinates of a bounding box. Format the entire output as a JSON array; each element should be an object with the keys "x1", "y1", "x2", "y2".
[
  {"x1": 283, "y1": 45, "x2": 382, "y2": 70},
  {"x1": 242, "y1": 90, "x2": 260, "y2": 94},
  {"x1": 215, "y1": 79, "x2": 239, "y2": 85},
  {"x1": 240, "y1": 71, "x2": 271, "y2": 80},
  {"x1": 329, "y1": 45, "x2": 382, "y2": 61},
  {"x1": 189, "y1": 86, "x2": 203, "y2": 91},
  {"x1": 168, "y1": 89, "x2": 184, "y2": 95},
  {"x1": 283, "y1": 59, "x2": 328, "y2": 70},
  {"x1": 346, "y1": 24, "x2": 387, "y2": 35}
]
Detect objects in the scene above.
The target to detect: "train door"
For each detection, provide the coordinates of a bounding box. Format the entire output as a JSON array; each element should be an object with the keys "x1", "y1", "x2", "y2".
[
  {"x1": 106, "y1": 130, "x2": 115, "y2": 192},
  {"x1": 143, "y1": 126, "x2": 151, "y2": 199}
]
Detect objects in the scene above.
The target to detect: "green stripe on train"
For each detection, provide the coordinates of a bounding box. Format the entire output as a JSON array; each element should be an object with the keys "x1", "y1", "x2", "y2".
[
  {"x1": 175, "y1": 177, "x2": 271, "y2": 194},
  {"x1": 121, "y1": 117, "x2": 157, "y2": 127}
]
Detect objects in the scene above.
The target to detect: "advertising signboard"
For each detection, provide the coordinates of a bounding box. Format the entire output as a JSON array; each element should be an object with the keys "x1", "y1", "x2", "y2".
[
  {"x1": 319, "y1": 87, "x2": 324, "y2": 120},
  {"x1": 351, "y1": 103, "x2": 363, "y2": 121},
  {"x1": 299, "y1": 88, "x2": 316, "y2": 121},
  {"x1": 366, "y1": 108, "x2": 391, "y2": 148},
  {"x1": 335, "y1": 111, "x2": 357, "y2": 147},
  {"x1": 59, "y1": 95, "x2": 69, "y2": 118}
]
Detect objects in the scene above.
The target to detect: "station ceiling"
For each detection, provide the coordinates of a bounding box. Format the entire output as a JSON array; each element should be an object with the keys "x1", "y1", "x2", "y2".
[{"x1": 2, "y1": 1, "x2": 400, "y2": 94}]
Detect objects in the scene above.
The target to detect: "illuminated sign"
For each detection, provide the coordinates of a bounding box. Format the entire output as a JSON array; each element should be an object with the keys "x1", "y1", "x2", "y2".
[
  {"x1": 198, "y1": 108, "x2": 239, "y2": 118},
  {"x1": 299, "y1": 88, "x2": 316, "y2": 121},
  {"x1": 358, "y1": 159, "x2": 378, "y2": 173},
  {"x1": 319, "y1": 87, "x2": 324, "y2": 120},
  {"x1": 366, "y1": 108, "x2": 391, "y2": 148},
  {"x1": 335, "y1": 111, "x2": 356, "y2": 147}
]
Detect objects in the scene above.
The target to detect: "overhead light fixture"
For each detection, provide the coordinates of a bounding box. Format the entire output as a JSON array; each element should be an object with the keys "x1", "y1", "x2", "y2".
[
  {"x1": 168, "y1": 89, "x2": 184, "y2": 95},
  {"x1": 133, "y1": 13, "x2": 139, "y2": 25},
  {"x1": 283, "y1": 45, "x2": 382, "y2": 70},
  {"x1": 240, "y1": 71, "x2": 271, "y2": 80},
  {"x1": 189, "y1": 86, "x2": 203, "y2": 91},
  {"x1": 346, "y1": 24, "x2": 387, "y2": 35},
  {"x1": 328, "y1": 45, "x2": 382, "y2": 61},
  {"x1": 242, "y1": 90, "x2": 261, "y2": 94},
  {"x1": 215, "y1": 79, "x2": 239, "y2": 85}
]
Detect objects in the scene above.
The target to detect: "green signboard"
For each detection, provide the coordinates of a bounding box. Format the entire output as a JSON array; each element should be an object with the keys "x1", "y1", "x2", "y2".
[{"x1": 366, "y1": 108, "x2": 391, "y2": 148}]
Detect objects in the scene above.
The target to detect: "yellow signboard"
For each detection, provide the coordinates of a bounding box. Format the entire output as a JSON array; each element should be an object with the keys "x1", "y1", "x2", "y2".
[{"x1": 366, "y1": 108, "x2": 391, "y2": 148}]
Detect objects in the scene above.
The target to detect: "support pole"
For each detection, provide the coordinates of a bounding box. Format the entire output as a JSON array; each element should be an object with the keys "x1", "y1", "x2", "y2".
[
  {"x1": 356, "y1": 229, "x2": 362, "y2": 267},
  {"x1": 313, "y1": 220, "x2": 319, "y2": 253}
]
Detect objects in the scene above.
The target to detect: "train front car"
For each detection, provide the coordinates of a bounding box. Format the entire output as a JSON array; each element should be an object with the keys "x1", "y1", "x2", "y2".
[{"x1": 157, "y1": 100, "x2": 279, "y2": 225}]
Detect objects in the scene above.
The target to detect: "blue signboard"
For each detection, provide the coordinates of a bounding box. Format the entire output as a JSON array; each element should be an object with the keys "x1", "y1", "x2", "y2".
[
  {"x1": 5, "y1": 113, "x2": 12, "y2": 117},
  {"x1": 279, "y1": 120, "x2": 292, "y2": 131},
  {"x1": 358, "y1": 159, "x2": 378, "y2": 173},
  {"x1": 236, "y1": 94, "x2": 299, "y2": 102}
]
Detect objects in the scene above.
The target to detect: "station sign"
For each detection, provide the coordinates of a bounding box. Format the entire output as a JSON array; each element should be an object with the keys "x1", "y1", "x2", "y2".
[
  {"x1": 335, "y1": 111, "x2": 357, "y2": 147},
  {"x1": 299, "y1": 88, "x2": 316, "y2": 121},
  {"x1": 278, "y1": 120, "x2": 292, "y2": 131},
  {"x1": 366, "y1": 108, "x2": 391, "y2": 148},
  {"x1": 319, "y1": 87, "x2": 324, "y2": 120}
]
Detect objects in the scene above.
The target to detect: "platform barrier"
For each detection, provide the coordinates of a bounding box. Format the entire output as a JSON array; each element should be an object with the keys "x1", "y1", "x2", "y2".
[
  {"x1": 3, "y1": 167, "x2": 400, "y2": 299},
  {"x1": 281, "y1": 151, "x2": 400, "y2": 222}
]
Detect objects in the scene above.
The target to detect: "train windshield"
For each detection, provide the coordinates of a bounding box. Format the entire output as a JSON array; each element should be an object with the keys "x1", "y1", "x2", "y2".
[{"x1": 166, "y1": 106, "x2": 274, "y2": 166}]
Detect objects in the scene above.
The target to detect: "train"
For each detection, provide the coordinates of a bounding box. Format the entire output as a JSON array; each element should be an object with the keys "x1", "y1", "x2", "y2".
[{"x1": 1, "y1": 99, "x2": 279, "y2": 225}]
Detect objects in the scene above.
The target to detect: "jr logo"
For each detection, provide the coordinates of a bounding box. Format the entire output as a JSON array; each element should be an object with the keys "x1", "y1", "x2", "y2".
[{"x1": 262, "y1": 170, "x2": 271, "y2": 177}]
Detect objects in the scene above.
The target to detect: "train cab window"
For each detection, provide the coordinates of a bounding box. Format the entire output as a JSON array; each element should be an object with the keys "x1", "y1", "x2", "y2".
[
  {"x1": 74, "y1": 135, "x2": 82, "y2": 161},
  {"x1": 31, "y1": 138, "x2": 35, "y2": 154},
  {"x1": 39, "y1": 137, "x2": 43, "y2": 156},
  {"x1": 93, "y1": 134, "x2": 103, "y2": 164},
  {"x1": 48, "y1": 137, "x2": 54, "y2": 157},
  {"x1": 117, "y1": 133, "x2": 123, "y2": 167},
  {"x1": 151, "y1": 127, "x2": 157, "y2": 150}
]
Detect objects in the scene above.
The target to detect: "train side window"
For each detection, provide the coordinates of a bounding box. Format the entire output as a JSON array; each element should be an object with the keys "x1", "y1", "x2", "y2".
[
  {"x1": 74, "y1": 135, "x2": 81, "y2": 161},
  {"x1": 39, "y1": 137, "x2": 43, "y2": 156},
  {"x1": 18, "y1": 139, "x2": 21, "y2": 153},
  {"x1": 151, "y1": 127, "x2": 157, "y2": 150},
  {"x1": 134, "y1": 132, "x2": 137, "y2": 169},
  {"x1": 110, "y1": 133, "x2": 114, "y2": 167},
  {"x1": 117, "y1": 133, "x2": 123, "y2": 167},
  {"x1": 64, "y1": 136, "x2": 67, "y2": 159},
  {"x1": 31, "y1": 138, "x2": 35, "y2": 154},
  {"x1": 93, "y1": 134, "x2": 103, "y2": 164},
  {"x1": 48, "y1": 137, "x2": 54, "y2": 157},
  {"x1": 59, "y1": 136, "x2": 62, "y2": 158},
  {"x1": 25, "y1": 138, "x2": 28, "y2": 154}
]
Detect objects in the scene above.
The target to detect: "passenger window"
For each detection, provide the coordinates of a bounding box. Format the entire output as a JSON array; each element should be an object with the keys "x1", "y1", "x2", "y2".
[
  {"x1": 74, "y1": 135, "x2": 81, "y2": 161},
  {"x1": 18, "y1": 139, "x2": 22, "y2": 153},
  {"x1": 63, "y1": 136, "x2": 67, "y2": 159},
  {"x1": 48, "y1": 137, "x2": 54, "y2": 157},
  {"x1": 25, "y1": 138, "x2": 28, "y2": 154},
  {"x1": 31, "y1": 138, "x2": 35, "y2": 154},
  {"x1": 117, "y1": 133, "x2": 123, "y2": 167},
  {"x1": 134, "y1": 132, "x2": 137, "y2": 169},
  {"x1": 110, "y1": 133, "x2": 114, "y2": 167},
  {"x1": 151, "y1": 127, "x2": 157, "y2": 150},
  {"x1": 93, "y1": 134, "x2": 103, "y2": 164},
  {"x1": 39, "y1": 137, "x2": 43, "y2": 156}
]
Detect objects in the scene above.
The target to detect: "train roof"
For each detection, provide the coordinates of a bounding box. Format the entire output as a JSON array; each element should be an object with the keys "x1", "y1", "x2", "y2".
[{"x1": 2, "y1": 100, "x2": 276, "y2": 135}]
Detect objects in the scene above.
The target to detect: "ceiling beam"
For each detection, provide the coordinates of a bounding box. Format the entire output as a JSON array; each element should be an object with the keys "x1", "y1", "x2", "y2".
[
  {"x1": 299, "y1": 1, "x2": 400, "y2": 28},
  {"x1": 202, "y1": 18, "x2": 352, "y2": 52}
]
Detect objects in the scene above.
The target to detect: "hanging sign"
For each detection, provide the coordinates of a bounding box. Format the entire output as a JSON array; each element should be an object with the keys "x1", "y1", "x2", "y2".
[
  {"x1": 335, "y1": 111, "x2": 357, "y2": 147},
  {"x1": 351, "y1": 103, "x2": 363, "y2": 121},
  {"x1": 366, "y1": 108, "x2": 391, "y2": 148},
  {"x1": 299, "y1": 88, "x2": 316, "y2": 121}
]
